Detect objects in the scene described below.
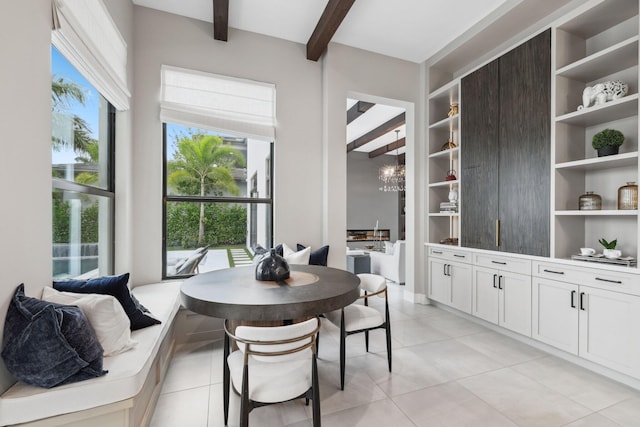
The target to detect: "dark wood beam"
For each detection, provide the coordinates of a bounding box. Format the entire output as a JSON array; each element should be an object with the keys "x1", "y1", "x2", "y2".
[
  {"x1": 346, "y1": 101, "x2": 375, "y2": 125},
  {"x1": 369, "y1": 137, "x2": 405, "y2": 158},
  {"x1": 307, "y1": 0, "x2": 356, "y2": 61},
  {"x1": 346, "y1": 112, "x2": 405, "y2": 152},
  {"x1": 213, "y1": 0, "x2": 229, "y2": 41}
]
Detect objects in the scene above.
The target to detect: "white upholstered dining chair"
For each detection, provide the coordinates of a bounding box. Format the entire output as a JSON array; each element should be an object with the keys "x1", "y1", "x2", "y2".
[
  {"x1": 325, "y1": 273, "x2": 391, "y2": 390},
  {"x1": 223, "y1": 317, "x2": 321, "y2": 427}
]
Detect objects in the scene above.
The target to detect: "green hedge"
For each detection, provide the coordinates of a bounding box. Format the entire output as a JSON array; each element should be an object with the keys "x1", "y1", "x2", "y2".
[
  {"x1": 52, "y1": 197, "x2": 99, "y2": 243},
  {"x1": 166, "y1": 202, "x2": 247, "y2": 248}
]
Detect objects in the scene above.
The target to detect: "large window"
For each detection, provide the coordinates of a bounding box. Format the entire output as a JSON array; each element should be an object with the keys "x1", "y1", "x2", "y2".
[
  {"x1": 52, "y1": 46, "x2": 115, "y2": 279},
  {"x1": 163, "y1": 124, "x2": 273, "y2": 278}
]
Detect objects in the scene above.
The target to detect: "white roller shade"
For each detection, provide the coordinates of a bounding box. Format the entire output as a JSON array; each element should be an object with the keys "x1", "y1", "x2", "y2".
[
  {"x1": 52, "y1": 0, "x2": 130, "y2": 110},
  {"x1": 161, "y1": 65, "x2": 276, "y2": 139}
]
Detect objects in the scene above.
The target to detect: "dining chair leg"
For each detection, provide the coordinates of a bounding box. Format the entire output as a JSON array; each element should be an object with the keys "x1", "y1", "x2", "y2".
[
  {"x1": 240, "y1": 364, "x2": 250, "y2": 427},
  {"x1": 340, "y1": 309, "x2": 346, "y2": 390},
  {"x1": 312, "y1": 354, "x2": 321, "y2": 426},
  {"x1": 385, "y1": 298, "x2": 392, "y2": 372},
  {"x1": 365, "y1": 330, "x2": 369, "y2": 352},
  {"x1": 386, "y1": 321, "x2": 392, "y2": 372},
  {"x1": 223, "y1": 330, "x2": 230, "y2": 425}
]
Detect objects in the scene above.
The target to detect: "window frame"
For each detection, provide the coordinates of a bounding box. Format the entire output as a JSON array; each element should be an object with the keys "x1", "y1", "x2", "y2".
[
  {"x1": 161, "y1": 123, "x2": 274, "y2": 279},
  {"x1": 52, "y1": 103, "x2": 116, "y2": 277}
]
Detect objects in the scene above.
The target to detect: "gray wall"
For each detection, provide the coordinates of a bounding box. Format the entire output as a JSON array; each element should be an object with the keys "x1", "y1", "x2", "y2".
[{"x1": 347, "y1": 151, "x2": 400, "y2": 243}]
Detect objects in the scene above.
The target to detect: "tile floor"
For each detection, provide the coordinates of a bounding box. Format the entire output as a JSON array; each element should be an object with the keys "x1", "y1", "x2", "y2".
[{"x1": 150, "y1": 282, "x2": 640, "y2": 427}]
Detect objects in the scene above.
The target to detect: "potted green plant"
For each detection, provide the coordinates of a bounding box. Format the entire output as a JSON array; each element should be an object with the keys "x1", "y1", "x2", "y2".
[
  {"x1": 598, "y1": 238, "x2": 621, "y2": 259},
  {"x1": 592, "y1": 129, "x2": 624, "y2": 157}
]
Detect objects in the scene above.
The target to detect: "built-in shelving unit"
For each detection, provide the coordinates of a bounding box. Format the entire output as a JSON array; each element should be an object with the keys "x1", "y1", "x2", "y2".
[
  {"x1": 427, "y1": 81, "x2": 460, "y2": 245},
  {"x1": 552, "y1": 0, "x2": 639, "y2": 261}
]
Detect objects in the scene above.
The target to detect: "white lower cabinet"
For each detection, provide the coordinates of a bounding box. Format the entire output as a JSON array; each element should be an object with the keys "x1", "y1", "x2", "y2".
[
  {"x1": 428, "y1": 257, "x2": 472, "y2": 313},
  {"x1": 532, "y1": 278, "x2": 579, "y2": 354},
  {"x1": 532, "y1": 264, "x2": 640, "y2": 379},
  {"x1": 472, "y1": 266, "x2": 532, "y2": 336}
]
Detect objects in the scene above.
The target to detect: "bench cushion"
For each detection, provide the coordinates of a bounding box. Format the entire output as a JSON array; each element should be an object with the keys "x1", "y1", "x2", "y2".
[{"x1": 0, "y1": 281, "x2": 181, "y2": 426}]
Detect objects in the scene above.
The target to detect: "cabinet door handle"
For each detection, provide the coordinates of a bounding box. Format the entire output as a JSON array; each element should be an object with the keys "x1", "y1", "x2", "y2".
[
  {"x1": 543, "y1": 269, "x2": 565, "y2": 275},
  {"x1": 454, "y1": 254, "x2": 465, "y2": 258},
  {"x1": 433, "y1": 250, "x2": 443, "y2": 254},
  {"x1": 446, "y1": 264, "x2": 451, "y2": 276},
  {"x1": 443, "y1": 264, "x2": 448, "y2": 276},
  {"x1": 491, "y1": 260, "x2": 507, "y2": 265},
  {"x1": 570, "y1": 290, "x2": 576, "y2": 308},
  {"x1": 493, "y1": 274, "x2": 498, "y2": 288},
  {"x1": 495, "y1": 219, "x2": 501, "y2": 247},
  {"x1": 595, "y1": 277, "x2": 622, "y2": 284},
  {"x1": 498, "y1": 275, "x2": 503, "y2": 290},
  {"x1": 579, "y1": 292, "x2": 586, "y2": 311}
]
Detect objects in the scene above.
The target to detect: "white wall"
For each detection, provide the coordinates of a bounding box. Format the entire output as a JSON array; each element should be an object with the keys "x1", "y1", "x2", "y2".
[
  {"x1": 322, "y1": 43, "x2": 422, "y2": 294},
  {"x1": 0, "y1": 1, "x2": 422, "y2": 391},
  {"x1": 131, "y1": 6, "x2": 324, "y2": 285},
  {"x1": 0, "y1": 0, "x2": 134, "y2": 395}
]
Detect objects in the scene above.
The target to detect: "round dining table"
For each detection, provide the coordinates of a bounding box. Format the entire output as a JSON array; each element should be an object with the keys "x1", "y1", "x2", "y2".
[{"x1": 180, "y1": 264, "x2": 361, "y2": 321}]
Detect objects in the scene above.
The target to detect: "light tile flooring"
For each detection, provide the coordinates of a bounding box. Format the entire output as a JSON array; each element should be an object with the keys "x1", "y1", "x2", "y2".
[{"x1": 150, "y1": 283, "x2": 640, "y2": 427}]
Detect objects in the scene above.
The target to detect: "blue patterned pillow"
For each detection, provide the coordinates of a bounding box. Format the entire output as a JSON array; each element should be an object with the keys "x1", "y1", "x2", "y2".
[
  {"x1": 53, "y1": 273, "x2": 160, "y2": 330},
  {"x1": 1, "y1": 284, "x2": 107, "y2": 388}
]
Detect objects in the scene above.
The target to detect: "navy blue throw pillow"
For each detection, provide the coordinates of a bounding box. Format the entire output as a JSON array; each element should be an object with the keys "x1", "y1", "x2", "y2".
[
  {"x1": 1, "y1": 284, "x2": 107, "y2": 388},
  {"x1": 297, "y1": 244, "x2": 330, "y2": 266},
  {"x1": 53, "y1": 273, "x2": 160, "y2": 330}
]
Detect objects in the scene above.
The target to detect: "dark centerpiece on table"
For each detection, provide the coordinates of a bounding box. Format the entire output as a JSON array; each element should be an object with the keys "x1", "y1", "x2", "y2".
[{"x1": 255, "y1": 248, "x2": 290, "y2": 281}]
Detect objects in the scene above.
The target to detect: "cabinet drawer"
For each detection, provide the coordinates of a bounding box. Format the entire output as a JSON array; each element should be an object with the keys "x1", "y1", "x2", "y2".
[
  {"x1": 533, "y1": 261, "x2": 640, "y2": 296},
  {"x1": 474, "y1": 253, "x2": 531, "y2": 275},
  {"x1": 429, "y1": 247, "x2": 472, "y2": 263}
]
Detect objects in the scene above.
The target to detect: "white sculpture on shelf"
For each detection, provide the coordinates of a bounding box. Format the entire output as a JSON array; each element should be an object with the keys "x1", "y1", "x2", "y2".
[{"x1": 577, "y1": 80, "x2": 628, "y2": 110}]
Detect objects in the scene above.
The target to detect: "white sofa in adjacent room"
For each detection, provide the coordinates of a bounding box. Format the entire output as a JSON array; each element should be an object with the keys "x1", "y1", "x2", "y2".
[{"x1": 370, "y1": 240, "x2": 405, "y2": 284}]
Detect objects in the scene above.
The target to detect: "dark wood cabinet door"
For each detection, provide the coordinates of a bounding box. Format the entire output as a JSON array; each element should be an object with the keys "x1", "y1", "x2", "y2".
[
  {"x1": 461, "y1": 59, "x2": 500, "y2": 250},
  {"x1": 498, "y1": 29, "x2": 551, "y2": 257}
]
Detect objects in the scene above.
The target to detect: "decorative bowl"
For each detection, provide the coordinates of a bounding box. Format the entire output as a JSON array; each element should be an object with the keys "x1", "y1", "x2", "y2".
[{"x1": 364, "y1": 244, "x2": 374, "y2": 249}]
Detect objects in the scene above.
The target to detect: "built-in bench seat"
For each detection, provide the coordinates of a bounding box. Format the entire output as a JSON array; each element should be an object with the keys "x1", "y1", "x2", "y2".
[{"x1": 0, "y1": 281, "x2": 182, "y2": 427}]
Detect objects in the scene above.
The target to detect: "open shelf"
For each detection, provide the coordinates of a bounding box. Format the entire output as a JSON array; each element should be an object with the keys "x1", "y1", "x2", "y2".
[
  {"x1": 556, "y1": 152, "x2": 639, "y2": 171},
  {"x1": 555, "y1": 94, "x2": 638, "y2": 126},
  {"x1": 555, "y1": 209, "x2": 638, "y2": 216},
  {"x1": 429, "y1": 180, "x2": 459, "y2": 188},
  {"x1": 556, "y1": 36, "x2": 638, "y2": 80},
  {"x1": 429, "y1": 147, "x2": 459, "y2": 159},
  {"x1": 429, "y1": 115, "x2": 458, "y2": 130}
]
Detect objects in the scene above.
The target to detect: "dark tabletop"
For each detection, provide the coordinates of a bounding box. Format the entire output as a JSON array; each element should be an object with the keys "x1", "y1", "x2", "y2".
[{"x1": 180, "y1": 264, "x2": 361, "y2": 321}]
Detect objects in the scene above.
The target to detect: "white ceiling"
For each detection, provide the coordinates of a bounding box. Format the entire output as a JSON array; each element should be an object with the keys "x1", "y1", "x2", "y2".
[
  {"x1": 131, "y1": 0, "x2": 511, "y2": 155},
  {"x1": 132, "y1": 0, "x2": 510, "y2": 64}
]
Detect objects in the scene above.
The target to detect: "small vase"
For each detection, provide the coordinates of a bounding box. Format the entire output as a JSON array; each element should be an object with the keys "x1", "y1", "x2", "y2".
[
  {"x1": 578, "y1": 191, "x2": 601, "y2": 210},
  {"x1": 597, "y1": 145, "x2": 619, "y2": 157},
  {"x1": 618, "y1": 182, "x2": 638, "y2": 210}
]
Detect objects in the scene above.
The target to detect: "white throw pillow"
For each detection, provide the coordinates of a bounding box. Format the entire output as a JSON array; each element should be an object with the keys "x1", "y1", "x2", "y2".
[
  {"x1": 41, "y1": 287, "x2": 138, "y2": 356},
  {"x1": 384, "y1": 241, "x2": 395, "y2": 255},
  {"x1": 282, "y1": 243, "x2": 311, "y2": 265}
]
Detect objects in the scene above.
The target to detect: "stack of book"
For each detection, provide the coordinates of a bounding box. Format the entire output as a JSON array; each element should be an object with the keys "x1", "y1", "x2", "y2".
[{"x1": 440, "y1": 202, "x2": 458, "y2": 213}]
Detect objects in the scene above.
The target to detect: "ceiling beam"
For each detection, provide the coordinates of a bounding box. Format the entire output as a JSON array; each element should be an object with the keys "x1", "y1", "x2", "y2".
[
  {"x1": 369, "y1": 137, "x2": 405, "y2": 158},
  {"x1": 346, "y1": 101, "x2": 375, "y2": 125},
  {"x1": 213, "y1": 0, "x2": 229, "y2": 41},
  {"x1": 346, "y1": 112, "x2": 405, "y2": 152},
  {"x1": 306, "y1": 0, "x2": 356, "y2": 61}
]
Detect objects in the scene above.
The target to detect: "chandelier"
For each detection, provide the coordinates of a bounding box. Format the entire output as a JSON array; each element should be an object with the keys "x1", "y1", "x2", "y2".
[{"x1": 379, "y1": 130, "x2": 405, "y2": 192}]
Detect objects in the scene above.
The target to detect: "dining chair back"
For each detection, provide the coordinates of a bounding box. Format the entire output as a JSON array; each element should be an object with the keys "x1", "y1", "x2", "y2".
[{"x1": 223, "y1": 317, "x2": 321, "y2": 427}]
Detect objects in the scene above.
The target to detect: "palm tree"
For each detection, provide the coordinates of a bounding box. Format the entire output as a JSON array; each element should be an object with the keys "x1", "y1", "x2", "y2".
[
  {"x1": 51, "y1": 76, "x2": 93, "y2": 154},
  {"x1": 167, "y1": 134, "x2": 246, "y2": 245}
]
